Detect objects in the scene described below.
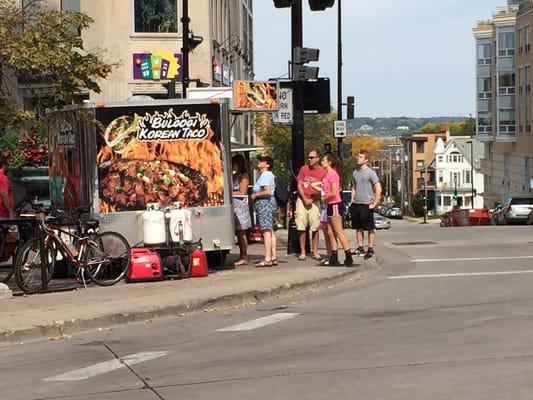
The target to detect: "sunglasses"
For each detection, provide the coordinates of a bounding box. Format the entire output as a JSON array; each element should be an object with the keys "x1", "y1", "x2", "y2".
[{"x1": 308, "y1": 156, "x2": 318, "y2": 160}]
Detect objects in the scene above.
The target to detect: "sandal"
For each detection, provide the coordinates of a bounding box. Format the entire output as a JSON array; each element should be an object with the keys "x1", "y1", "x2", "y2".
[
  {"x1": 312, "y1": 254, "x2": 323, "y2": 261},
  {"x1": 255, "y1": 260, "x2": 273, "y2": 268},
  {"x1": 234, "y1": 259, "x2": 248, "y2": 266},
  {"x1": 271, "y1": 258, "x2": 278, "y2": 266},
  {"x1": 298, "y1": 255, "x2": 306, "y2": 261}
]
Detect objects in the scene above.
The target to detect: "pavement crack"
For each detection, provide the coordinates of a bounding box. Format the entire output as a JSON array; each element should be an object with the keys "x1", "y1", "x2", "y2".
[
  {"x1": 104, "y1": 344, "x2": 166, "y2": 400},
  {"x1": 150, "y1": 352, "x2": 533, "y2": 389}
]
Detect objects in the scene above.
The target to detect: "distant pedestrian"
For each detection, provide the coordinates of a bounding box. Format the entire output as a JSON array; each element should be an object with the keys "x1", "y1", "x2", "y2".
[
  {"x1": 320, "y1": 154, "x2": 353, "y2": 266},
  {"x1": 251, "y1": 156, "x2": 277, "y2": 267},
  {"x1": 232, "y1": 154, "x2": 252, "y2": 266},
  {"x1": 350, "y1": 150, "x2": 382, "y2": 260},
  {"x1": 296, "y1": 150, "x2": 326, "y2": 261}
]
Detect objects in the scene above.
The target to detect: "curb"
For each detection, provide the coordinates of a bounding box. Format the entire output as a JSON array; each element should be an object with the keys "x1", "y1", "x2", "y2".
[{"x1": 0, "y1": 268, "x2": 362, "y2": 347}]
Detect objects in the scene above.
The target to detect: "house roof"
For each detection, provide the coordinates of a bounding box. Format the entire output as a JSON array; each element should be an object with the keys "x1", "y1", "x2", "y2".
[{"x1": 445, "y1": 138, "x2": 484, "y2": 169}]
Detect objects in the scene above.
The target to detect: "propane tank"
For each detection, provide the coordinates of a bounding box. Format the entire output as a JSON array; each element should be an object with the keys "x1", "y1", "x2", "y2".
[
  {"x1": 189, "y1": 241, "x2": 208, "y2": 277},
  {"x1": 142, "y1": 203, "x2": 166, "y2": 245},
  {"x1": 169, "y1": 202, "x2": 192, "y2": 243}
]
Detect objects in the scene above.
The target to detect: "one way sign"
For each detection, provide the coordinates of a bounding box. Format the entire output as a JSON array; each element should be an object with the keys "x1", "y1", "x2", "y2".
[{"x1": 334, "y1": 120, "x2": 346, "y2": 138}]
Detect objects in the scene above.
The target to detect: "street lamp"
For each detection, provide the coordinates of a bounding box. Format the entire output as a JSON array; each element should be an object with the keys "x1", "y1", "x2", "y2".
[
  {"x1": 466, "y1": 140, "x2": 475, "y2": 209},
  {"x1": 423, "y1": 162, "x2": 428, "y2": 224}
]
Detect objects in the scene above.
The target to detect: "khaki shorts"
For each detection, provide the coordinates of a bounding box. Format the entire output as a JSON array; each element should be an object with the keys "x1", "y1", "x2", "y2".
[{"x1": 295, "y1": 197, "x2": 320, "y2": 232}]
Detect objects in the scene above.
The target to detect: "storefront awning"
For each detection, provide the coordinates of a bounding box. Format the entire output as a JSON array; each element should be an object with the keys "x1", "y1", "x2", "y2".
[{"x1": 230, "y1": 142, "x2": 264, "y2": 153}]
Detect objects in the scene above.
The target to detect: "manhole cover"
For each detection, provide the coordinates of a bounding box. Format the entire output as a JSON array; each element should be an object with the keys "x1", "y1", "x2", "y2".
[{"x1": 391, "y1": 241, "x2": 437, "y2": 246}]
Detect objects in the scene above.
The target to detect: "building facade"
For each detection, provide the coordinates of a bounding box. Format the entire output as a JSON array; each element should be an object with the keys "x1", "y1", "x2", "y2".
[
  {"x1": 473, "y1": 1, "x2": 533, "y2": 208},
  {"x1": 433, "y1": 137, "x2": 485, "y2": 213},
  {"x1": 15, "y1": 0, "x2": 254, "y2": 143}
]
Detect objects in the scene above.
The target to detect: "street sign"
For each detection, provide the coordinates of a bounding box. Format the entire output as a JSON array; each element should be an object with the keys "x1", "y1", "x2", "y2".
[
  {"x1": 334, "y1": 120, "x2": 346, "y2": 138},
  {"x1": 272, "y1": 88, "x2": 293, "y2": 124}
]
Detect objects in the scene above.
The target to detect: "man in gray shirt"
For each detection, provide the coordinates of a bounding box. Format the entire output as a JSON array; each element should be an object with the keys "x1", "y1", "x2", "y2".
[{"x1": 350, "y1": 150, "x2": 382, "y2": 259}]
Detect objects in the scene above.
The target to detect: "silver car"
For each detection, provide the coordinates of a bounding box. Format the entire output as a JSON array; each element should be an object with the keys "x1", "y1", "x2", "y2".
[
  {"x1": 500, "y1": 197, "x2": 533, "y2": 225},
  {"x1": 374, "y1": 213, "x2": 391, "y2": 229}
]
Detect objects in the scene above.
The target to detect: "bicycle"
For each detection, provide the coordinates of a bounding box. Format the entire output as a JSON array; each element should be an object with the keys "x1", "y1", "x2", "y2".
[{"x1": 14, "y1": 210, "x2": 131, "y2": 294}]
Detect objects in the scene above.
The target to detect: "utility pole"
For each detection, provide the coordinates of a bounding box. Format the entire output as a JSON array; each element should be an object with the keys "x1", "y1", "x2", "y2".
[
  {"x1": 336, "y1": 0, "x2": 342, "y2": 159},
  {"x1": 181, "y1": 0, "x2": 190, "y2": 98},
  {"x1": 423, "y1": 162, "x2": 428, "y2": 224},
  {"x1": 467, "y1": 140, "x2": 475, "y2": 209}
]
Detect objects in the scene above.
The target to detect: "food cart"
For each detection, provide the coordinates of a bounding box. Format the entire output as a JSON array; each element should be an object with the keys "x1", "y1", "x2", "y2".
[{"x1": 46, "y1": 99, "x2": 235, "y2": 266}]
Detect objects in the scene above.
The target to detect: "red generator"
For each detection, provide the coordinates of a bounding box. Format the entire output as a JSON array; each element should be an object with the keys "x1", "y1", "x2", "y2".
[{"x1": 127, "y1": 248, "x2": 163, "y2": 282}]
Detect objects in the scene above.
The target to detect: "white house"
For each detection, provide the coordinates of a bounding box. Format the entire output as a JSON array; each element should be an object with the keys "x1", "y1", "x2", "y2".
[{"x1": 433, "y1": 137, "x2": 485, "y2": 213}]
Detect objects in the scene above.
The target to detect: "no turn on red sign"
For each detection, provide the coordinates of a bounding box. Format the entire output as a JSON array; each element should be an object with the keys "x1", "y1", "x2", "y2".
[{"x1": 272, "y1": 88, "x2": 293, "y2": 125}]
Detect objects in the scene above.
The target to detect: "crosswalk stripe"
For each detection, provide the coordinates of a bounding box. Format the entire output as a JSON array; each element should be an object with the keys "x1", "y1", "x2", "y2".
[
  {"x1": 388, "y1": 270, "x2": 533, "y2": 279},
  {"x1": 217, "y1": 313, "x2": 299, "y2": 332},
  {"x1": 412, "y1": 256, "x2": 533, "y2": 263},
  {"x1": 43, "y1": 351, "x2": 170, "y2": 382}
]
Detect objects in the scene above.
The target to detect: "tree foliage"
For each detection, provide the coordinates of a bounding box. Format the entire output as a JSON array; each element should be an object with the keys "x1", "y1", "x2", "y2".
[{"x1": 0, "y1": 0, "x2": 117, "y2": 130}]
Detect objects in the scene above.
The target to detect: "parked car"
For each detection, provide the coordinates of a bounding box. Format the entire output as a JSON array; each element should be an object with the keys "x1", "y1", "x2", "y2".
[
  {"x1": 528, "y1": 210, "x2": 533, "y2": 225},
  {"x1": 499, "y1": 196, "x2": 533, "y2": 225},
  {"x1": 387, "y1": 207, "x2": 403, "y2": 219},
  {"x1": 374, "y1": 213, "x2": 391, "y2": 229}
]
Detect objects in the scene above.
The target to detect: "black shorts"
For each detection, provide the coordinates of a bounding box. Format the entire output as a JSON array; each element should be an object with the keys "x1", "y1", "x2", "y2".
[
  {"x1": 350, "y1": 203, "x2": 375, "y2": 230},
  {"x1": 326, "y1": 202, "x2": 342, "y2": 217}
]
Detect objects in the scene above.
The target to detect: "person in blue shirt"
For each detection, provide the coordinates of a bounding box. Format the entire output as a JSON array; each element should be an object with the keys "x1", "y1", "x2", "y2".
[{"x1": 251, "y1": 155, "x2": 277, "y2": 267}]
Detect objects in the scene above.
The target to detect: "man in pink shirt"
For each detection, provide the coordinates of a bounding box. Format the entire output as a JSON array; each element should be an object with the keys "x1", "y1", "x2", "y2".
[{"x1": 296, "y1": 150, "x2": 326, "y2": 260}]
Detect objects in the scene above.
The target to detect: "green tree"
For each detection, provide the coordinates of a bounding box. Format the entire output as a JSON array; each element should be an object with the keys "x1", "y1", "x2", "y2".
[
  {"x1": 0, "y1": 0, "x2": 116, "y2": 130},
  {"x1": 253, "y1": 113, "x2": 335, "y2": 183}
]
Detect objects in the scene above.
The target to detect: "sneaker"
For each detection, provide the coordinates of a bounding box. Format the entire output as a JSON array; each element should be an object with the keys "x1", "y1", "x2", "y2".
[
  {"x1": 364, "y1": 248, "x2": 374, "y2": 260},
  {"x1": 354, "y1": 247, "x2": 366, "y2": 256}
]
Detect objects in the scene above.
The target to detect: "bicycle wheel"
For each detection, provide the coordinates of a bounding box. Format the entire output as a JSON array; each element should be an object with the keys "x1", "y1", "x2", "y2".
[
  {"x1": 14, "y1": 237, "x2": 56, "y2": 294},
  {"x1": 85, "y1": 231, "x2": 130, "y2": 286}
]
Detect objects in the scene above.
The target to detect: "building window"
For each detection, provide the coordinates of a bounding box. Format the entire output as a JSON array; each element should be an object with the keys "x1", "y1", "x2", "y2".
[
  {"x1": 526, "y1": 26, "x2": 531, "y2": 52},
  {"x1": 438, "y1": 171, "x2": 443, "y2": 183},
  {"x1": 498, "y1": 31, "x2": 515, "y2": 56},
  {"x1": 134, "y1": 0, "x2": 178, "y2": 33},
  {"x1": 499, "y1": 73, "x2": 515, "y2": 88},
  {"x1": 443, "y1": 196, "x2": 451, "y2": 206},
  {"x1": 416, "y1": 160, "x2": 424, "y2": 169},
  {"x1": 450, "y1": 172, "x2": 460, "y2": 186},
  {"x1": 477, "y1": 42, "x2": 491, "y2": 65},
  {"x1": 416, "y1": 142, "x2": 424, "y2": 153},
  {"x1": 449, "y1": 152, "x2": 462, "y2": 163},
  {"x1": 464, "y1": 170, "x2": 471, "y2": 184},
  {"x1": 437, "y1": 155, "x2": 443, "y2": 163}
]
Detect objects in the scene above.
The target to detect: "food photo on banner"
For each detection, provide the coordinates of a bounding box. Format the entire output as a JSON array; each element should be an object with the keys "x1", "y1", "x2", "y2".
[
  {"x1": 95, "y1": 104, "x2": 224, "y2": 213},
  {"x1": 233, "y1": 81, "x2": 279, "y2": 111}
]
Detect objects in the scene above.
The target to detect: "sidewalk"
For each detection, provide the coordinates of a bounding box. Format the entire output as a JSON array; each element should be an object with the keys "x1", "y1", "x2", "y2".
[
  {"x1": 0, "y1": 230, "x2": 376, "y2": 347},
  {"x1": 403, "y1": 216, "x2": 441, "y2": 225}
]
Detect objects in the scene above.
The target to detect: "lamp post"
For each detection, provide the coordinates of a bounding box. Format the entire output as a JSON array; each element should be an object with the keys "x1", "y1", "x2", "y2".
[
  {"x1": 466, "y1": 140, "x2": 475, "y2": 209},
  {"x1": 337, "y1": 0, "x2": 343, "y2": 159}
]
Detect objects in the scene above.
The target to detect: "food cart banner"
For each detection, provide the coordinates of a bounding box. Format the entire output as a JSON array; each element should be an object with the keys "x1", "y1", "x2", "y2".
[
  {"x1": 95, "y1": 104, "x2": 224, "y2": 213},
  {"x1": 48, "y1": 110, "x2": 84, "y2": 209},
  {"x1": 233, "y1": 81, "x2": 278, "y2": 111}
]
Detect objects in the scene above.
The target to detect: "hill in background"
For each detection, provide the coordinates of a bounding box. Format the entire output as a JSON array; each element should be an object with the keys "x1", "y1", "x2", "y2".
[{"x1": 347, "y1": 116, "x2": 467, "y2": 137}]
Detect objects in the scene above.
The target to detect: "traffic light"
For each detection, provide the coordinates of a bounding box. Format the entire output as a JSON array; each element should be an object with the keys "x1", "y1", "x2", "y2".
[
  {"x1": 274, "y1": 0, "x2": 292, "y2": 7},
  {"x1": 308, "y1": 0, "x2": 335, "y2": 11},
  {"x1": 347, "y1": 96, "x2": 355, "y2": 119},
  {"x1": 188, "y1": 31, "x2": 203, "y2": 51},
  {"x1": 293, "y1": 46, "x2": 319, "y2": 80}
]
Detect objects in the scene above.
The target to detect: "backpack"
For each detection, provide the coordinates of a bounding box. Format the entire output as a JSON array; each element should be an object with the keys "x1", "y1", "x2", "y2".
[{"x1": 274, "y1": 178, "x2": 289, "y2": 206}]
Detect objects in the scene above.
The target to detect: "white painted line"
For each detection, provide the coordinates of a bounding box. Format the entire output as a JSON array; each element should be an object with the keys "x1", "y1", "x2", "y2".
[
  {"x1": 43, "y1": 351, "x2": 170, "y2": 382},
  {"x1": 388, "y1": 270, "x2": 533, "y2": 280},
  {"x1": 217, "y1": 313, "x2": 299, "y2": 332},
  {"x1": 412, "y1": 256, "x2": 533, "y2": 263}
]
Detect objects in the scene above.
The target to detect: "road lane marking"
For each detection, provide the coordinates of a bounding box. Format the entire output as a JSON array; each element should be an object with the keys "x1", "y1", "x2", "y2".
[
  {"x1": 388, "y1": 270, "x2": 533, "y2": 280},
  {"x1": 412, "y1": 256, "x2": 533, "y2": 263},
  {"x1": 43, "y1": 351, "x2": 170, "y2": 382},
  {"x1": 217, "y1": 313, "x2": 299, "y2": 332}
]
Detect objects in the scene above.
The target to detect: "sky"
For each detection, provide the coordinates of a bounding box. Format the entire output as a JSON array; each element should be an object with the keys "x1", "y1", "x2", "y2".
[{"x1": 253, "y1": 0, "x2": 504, "y2": 118}]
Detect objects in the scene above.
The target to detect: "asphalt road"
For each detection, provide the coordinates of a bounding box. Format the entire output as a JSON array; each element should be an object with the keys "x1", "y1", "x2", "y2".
[{"x1": 2, "y1": 220, "x2": 533, "y2": 400}]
